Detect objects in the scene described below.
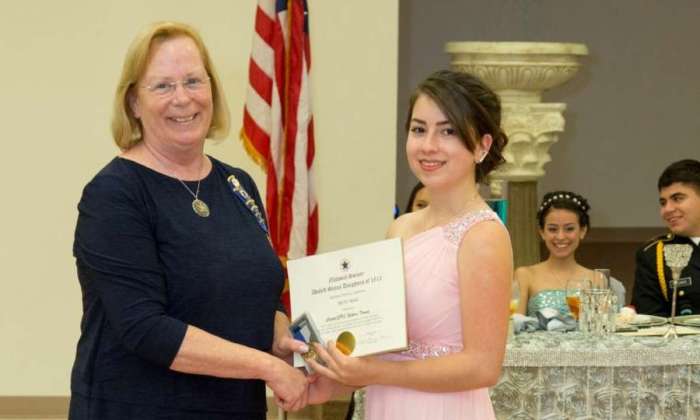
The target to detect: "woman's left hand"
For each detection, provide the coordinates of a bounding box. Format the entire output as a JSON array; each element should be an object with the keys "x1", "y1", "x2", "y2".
[
  {"x1": 274, "y1": 334, "x2": 308, "y2": 363},
  {"x1": 272, "y1": 311, "x2": 308, "y2": 362},
  {"x1": 307, "y1": 341, "x2": 374, "y2": 387}
]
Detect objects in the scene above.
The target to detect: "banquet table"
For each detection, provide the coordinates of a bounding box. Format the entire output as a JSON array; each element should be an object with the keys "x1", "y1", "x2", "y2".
[
  {"x1": 350, "y1": 331, "x2": 700, "y2": 420},
  {"x1": 491, "y1": 331, "x2": 700, "y2": 420}
]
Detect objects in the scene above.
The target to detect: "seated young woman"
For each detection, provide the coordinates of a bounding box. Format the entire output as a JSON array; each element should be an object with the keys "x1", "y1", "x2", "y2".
[{"x1": 515, "y1": 191, "x2": 625, "y2": 317}]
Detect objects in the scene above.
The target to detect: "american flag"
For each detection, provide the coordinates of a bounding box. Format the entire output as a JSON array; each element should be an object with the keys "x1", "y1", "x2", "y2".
[{"x1": 241, "y1": 0, "x2": 318, "y2": 313}]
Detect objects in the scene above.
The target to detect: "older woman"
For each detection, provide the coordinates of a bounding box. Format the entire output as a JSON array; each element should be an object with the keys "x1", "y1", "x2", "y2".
[{"x1": 69, "y1": 22, "x2": 308, "y2": 419}]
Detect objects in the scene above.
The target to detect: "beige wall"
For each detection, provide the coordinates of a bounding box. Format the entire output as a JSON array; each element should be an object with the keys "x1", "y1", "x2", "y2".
[{"x1": 0, "y1": 0, "x2": 398, "y2": 396}]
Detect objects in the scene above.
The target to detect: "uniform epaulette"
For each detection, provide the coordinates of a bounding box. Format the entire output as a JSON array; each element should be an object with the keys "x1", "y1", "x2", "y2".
[{"x1": 642, "y1": 232, "x2": 675, "y2": 252}]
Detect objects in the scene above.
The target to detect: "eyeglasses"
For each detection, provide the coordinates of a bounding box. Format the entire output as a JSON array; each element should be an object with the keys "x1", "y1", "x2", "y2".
[{"x1": 142, "y1": 75, "x2": 211, "y2": 97}]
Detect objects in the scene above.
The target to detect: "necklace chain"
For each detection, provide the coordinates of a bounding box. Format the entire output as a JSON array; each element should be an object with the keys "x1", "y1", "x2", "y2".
[
  {"x1": 145, "y1": 146, "x2": 209, "y2": 217},
  {"x1": 178, "y1": 177, "x2": 201, "y2": 200},
  {"x1": 167, "y1": 155, "x2": 204, "y2": 201}
]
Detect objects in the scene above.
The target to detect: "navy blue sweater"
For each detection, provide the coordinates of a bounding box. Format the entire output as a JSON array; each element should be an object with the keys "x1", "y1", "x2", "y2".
[{"x1": 70, "y1": 156, "x2": 284, "y2": 418}]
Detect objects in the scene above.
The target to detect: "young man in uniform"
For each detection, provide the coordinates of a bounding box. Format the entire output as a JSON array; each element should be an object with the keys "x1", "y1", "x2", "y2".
[{"x1": 632, "y1": 159, "x2": 700, "y2": 316}]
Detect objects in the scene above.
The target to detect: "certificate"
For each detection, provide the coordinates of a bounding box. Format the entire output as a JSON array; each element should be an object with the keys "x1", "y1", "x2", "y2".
[{"x1": 288, "y1": 238, "x2": 407, "y2": 359}]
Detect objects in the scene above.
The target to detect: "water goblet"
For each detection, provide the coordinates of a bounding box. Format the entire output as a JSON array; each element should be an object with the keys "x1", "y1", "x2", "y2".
[{"x1": 592, "y1": 268, "x2": 611, "y2": 290}]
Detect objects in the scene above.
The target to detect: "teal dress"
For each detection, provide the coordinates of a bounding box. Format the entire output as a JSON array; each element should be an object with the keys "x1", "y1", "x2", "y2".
[{"x1": 527, "y1": 289, "x2": 571, "y2": 317}]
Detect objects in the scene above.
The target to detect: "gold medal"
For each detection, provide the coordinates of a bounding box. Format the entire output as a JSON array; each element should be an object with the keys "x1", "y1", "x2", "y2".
[
  {"x1": 192, "y1": 199, "x2": 210, "y2": 217},
  {"x1": 301, "y1": 347, "x2": 318, "y2": 362}
]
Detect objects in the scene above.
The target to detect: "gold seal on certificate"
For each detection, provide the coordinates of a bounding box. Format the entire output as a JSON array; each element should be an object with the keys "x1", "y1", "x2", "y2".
[
  {"x1": 335, "y1": 331, "x2": 356, "y2": 355},
  {"x1": 288, "y1": 238, "x2": 408, "y2": 366}
]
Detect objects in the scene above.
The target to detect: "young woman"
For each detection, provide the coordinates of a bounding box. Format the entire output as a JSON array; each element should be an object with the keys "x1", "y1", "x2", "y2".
[
  {"x1": 515, "y1": 191, "x2": 625, "y2": 317},
  {"x1": 308, "y1": 69, "x2": 513, "y2": 419}
]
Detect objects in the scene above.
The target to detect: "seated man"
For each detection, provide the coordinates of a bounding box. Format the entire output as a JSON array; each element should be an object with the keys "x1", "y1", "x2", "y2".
[{"x1": 632, "y1": 159, "x2": 700, "y2": 316}]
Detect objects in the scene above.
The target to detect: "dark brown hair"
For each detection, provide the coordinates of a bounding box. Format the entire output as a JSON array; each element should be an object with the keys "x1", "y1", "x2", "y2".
[
  {"x1": 405, "y1": 69, "x2": 508, "y2": 183},
  {"x1": 658, "y1": 159, "x2": 700, "y2": 193},
  {"x1": 405, "y1": 181, "x2": 425, "y2": 214}
]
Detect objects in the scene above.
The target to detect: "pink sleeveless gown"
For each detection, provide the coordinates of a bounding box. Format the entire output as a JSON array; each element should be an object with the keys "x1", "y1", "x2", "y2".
[{"x1": 364, "y1": 210, "x2": 500, "y2": 420}]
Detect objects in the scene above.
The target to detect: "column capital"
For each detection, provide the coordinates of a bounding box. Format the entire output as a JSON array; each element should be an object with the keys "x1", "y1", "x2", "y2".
[
  {"x1": 494, "y1": 103, "x2": 567, "y2": 182},
  {"x1": 445, "y1": 41, "x2": 588, "y2": 183}
]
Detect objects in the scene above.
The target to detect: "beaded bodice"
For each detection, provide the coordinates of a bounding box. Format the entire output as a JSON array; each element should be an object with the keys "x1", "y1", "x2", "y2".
[{"x1": 526, "y1": 289, "x2": 570, "y2": 318}]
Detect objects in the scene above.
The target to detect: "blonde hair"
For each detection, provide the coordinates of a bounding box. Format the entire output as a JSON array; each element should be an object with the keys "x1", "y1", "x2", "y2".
[{"x1": 111, "y1": 21, "x2": 230, "y2": 150}]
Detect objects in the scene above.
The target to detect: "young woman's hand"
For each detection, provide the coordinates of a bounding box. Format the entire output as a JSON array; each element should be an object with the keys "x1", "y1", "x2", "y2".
[{"x1": 307, "y1": 341, "x2": 375, "y2": 387}]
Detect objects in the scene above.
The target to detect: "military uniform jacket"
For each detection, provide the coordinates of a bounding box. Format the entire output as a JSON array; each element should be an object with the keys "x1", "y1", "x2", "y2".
[{"x1": 632, "y1": 234, "x2": 700, "y2": 316}]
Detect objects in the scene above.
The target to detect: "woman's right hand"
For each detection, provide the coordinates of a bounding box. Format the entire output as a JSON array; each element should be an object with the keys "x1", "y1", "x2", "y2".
[{"x1": 266, "y1": 360, "x2": 310, "y2": 412}]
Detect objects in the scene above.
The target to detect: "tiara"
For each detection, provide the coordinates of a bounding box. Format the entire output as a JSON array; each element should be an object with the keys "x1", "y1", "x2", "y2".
[{"x1": 539, "y1": 193, "x2": 589, "y2": 213}]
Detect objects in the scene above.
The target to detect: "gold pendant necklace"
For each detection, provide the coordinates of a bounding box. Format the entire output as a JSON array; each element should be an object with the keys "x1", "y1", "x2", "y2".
[
  {"x1": 176, "y1": 155, "x2": 209, "y2": 217},
  {"x1": 180, "y1": 178, "x2": 210, "y2": 217},
  {"x1": 144, "y1": 146, "x2": 210, "y2": 217}
]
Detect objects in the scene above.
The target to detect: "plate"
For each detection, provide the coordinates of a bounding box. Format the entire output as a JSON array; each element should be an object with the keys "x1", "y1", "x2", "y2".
[
  {"x1": 671, "y1": 315, "x2": 700, "y2": 327},
  {"x1": 627, "y1": 314, "x2": 668, "y2": 327}
]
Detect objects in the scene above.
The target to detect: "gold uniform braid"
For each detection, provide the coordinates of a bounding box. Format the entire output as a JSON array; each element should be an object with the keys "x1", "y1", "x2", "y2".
[{"x1": 656, "y1": 241, "x2": 668, "y2": 301}]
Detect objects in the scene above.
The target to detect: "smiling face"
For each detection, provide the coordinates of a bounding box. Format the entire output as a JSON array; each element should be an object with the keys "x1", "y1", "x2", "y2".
[
  {"x1": 129, "y1": 35, "x2": 213, "y2": 153},
  {"x1": 540, "y1": 208, "x2": 587, "y2": 259},
  {"x1": 659, "y1": 182, "x2": 700, "y2": 237},
  {"x1": 406, "y1": 94, "x2": 485, "y2": 190}
]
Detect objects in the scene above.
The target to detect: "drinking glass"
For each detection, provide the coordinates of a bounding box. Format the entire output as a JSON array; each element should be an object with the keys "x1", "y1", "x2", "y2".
[
  {"x1": 565, "y1": 278, "x2": 589, "y2": 320},
  {"x1": 508, "y1": 280, "x2": 520, "y2": 339},
  {"x1": 593, "y1": 268, "x2": 619, "y2": 333},
  {"x1": 592, "y1": 268, "x2": 611, "y2": 290},
  {"x1": 586, "y1": 269, "x2": 614, "y2": 336},
  {"x1": 510, "y1": 279, "x2": 520, "y2": 316}
]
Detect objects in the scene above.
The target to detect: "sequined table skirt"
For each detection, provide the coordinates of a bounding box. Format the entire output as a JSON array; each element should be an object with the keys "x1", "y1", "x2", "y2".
[
  {"x1": 349, "y1": 332, "x2": 700, "y2": 419},
  {"x1": 491, "y1": 331, "x2": 700, "y2": 420}
]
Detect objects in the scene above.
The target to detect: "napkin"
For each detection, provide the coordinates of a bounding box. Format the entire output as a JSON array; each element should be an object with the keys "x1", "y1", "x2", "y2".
[
  {"x1": 512, "y1": 313, "x2": 539, "y2": 333},
  {"x1": 512, "y1": 308, "x2": 577, "y2": 334},
  {"x1": 536, "y1": 307, "x2": 577, "y2": 332}
]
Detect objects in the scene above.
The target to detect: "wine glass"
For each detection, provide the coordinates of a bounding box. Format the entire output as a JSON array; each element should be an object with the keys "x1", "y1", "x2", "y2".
[
  {"x1": 565, "y1": 278, "x2": 589, "y2": 320},
  {"x1": 508, "y1": 279, "x2": 520, "y2": 338},
  {"x1": 510, "y1": 279, "x2": 520, "y2": 316}
]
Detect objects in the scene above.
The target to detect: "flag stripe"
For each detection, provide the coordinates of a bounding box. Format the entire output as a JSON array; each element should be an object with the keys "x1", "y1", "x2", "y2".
[
  {"x1": 242, "y1": 0, "x2": 317, "y2": 314},
  {"x1": 247, "y1": 59, "x2": 272, "y2": 107},
  {"x1": 254, "y1": 3, "x2": 275, "y2": 37},
  {"x1": 278, "y1": 0, "x2": 304, "y2": 256}
]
